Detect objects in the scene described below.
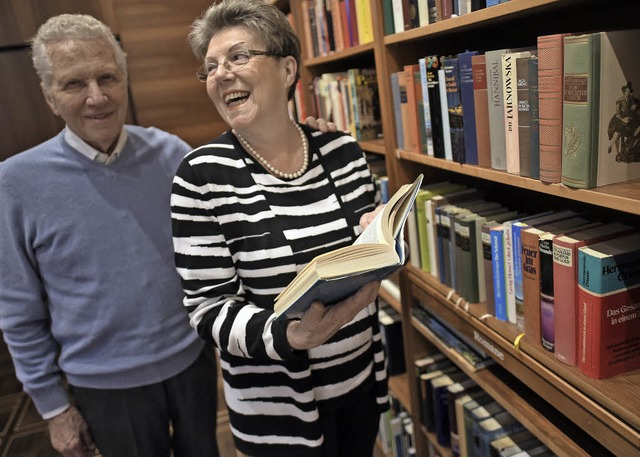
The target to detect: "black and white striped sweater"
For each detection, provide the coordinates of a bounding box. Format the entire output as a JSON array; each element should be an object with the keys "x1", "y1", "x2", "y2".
[{"x1": 171, "y1": 126, "x2": 389, "y2": 456}]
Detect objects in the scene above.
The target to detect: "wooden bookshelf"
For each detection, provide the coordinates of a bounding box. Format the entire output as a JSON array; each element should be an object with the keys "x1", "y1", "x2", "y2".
[{"x1": 289, "y1": 0, "x2": 640, "y2": 455}]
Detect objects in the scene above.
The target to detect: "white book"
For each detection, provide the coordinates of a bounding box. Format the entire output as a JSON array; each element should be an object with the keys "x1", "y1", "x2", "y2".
[{"x1": 438, "y1": 68, "x2": 453, "y2": 161}]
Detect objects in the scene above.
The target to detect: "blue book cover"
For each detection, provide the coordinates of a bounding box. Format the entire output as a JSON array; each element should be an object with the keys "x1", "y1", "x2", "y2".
[
  {"x1": 391, "y1": 72, "x2": 404, "y2": 151},
  {"x1": 443, "y1": 57, "x2": 465, "y2": 163},
  {"x1": 458, "y1": 50, "x2": 479, "y2": 165},
  {"x1": 490, "y1": 225, "x2": 508, "y2": 320}
]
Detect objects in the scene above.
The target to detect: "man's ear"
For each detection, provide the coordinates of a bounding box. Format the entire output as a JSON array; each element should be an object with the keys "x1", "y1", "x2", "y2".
[{"x1": 41, "y1": 82, "x2": 60, "y2": 116}]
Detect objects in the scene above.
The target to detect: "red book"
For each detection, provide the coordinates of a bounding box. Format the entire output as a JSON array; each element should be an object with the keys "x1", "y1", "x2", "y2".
[
  {"x1": 403, "y1": 64, "x2": 422, "y2": 153},
  {"x1": 339, "y1": 0, "x2": 351, "y2": 47},
  {"x1": 577, "y1": 232, "x2": 640, "y2": 379},
  {"x1": 552, "y1": 223, "x2": 635, "y2": 366},
  {"x1": 472, "y1": 54, "x2": 491, "y2": 168},
  {"x1": 537, "y1": 33, "x2": 568, "y2": 183}
]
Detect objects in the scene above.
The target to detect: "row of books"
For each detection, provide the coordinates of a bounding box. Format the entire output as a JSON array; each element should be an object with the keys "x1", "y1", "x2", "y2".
[
  {"x1": 405, "y1": 180, "x2": 640, "y2": 379},
  {"x1": 310, "y1": 67, "x2": 383, "y2": 141},
  {"x1": 379, "y1": 395, "x2": 416, "y2": 457},
  {"x1": 382, "y1": 0, "x2": 509, "y2": 36},
  {"x1": 411, "y1": 349, "x2": 552, "y2": 457},
  {"x1": 391, "y1": 28, "x2": 640, "y2": 189},
  {"x1": 299, "y1": 0, "x2": 373, "y2": 59}
]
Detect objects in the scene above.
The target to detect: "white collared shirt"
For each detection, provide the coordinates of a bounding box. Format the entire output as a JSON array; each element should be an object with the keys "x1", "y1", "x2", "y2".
[{"x1": 64, "y1": 127, "x2": 128, "y2": 165}]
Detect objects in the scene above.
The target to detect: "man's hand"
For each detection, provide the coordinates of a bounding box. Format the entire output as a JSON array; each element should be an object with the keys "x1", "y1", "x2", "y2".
[
  {"x1": 48, "y1": 405, "x2": 96, "y2": 457},
  {"x1": 304, "y1": 116, "x2": 338, "y2": 133},
  {"x1": 286, "y1": 281, "x2": 381, "y2": 350}
]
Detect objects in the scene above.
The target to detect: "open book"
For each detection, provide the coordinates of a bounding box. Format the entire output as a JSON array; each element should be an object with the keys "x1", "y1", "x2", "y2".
[{"x1": 274, "y1": 174, "x2": 423, "y2": 320}]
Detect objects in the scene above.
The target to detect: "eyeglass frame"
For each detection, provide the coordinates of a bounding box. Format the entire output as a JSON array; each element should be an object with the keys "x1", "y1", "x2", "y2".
[{"x1": 195, "y1": 49, "x2": 287, "y2": 82}]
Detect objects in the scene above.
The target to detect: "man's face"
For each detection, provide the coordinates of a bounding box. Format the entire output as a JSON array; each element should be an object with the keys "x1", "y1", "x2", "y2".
[{"x1": 43, "y1": 38, "x2": 128, "y2": 153}]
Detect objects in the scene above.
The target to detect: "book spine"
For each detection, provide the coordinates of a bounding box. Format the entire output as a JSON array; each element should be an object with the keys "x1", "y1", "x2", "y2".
[
  {"x1": 561, "y1": 33, "x2": 601, "y2": 189},
  {"x1": 355, "y1": 0, "x2": 374, "y2": 44},
  {"x1": 485, "y1": 50, "x2": 508, "y2": 170},
  {"x1": 512, "y1": 222, "x2": 527, "y2": 332},
  {"x1": 522, "y1": 228, "x2": 543, "y2": 348},
  {"x1": 516, "y1": 56, "x2": 532, "y2": 178},
  {"x1": 444, "y1": 57, "x2": 465, "y2": 163},
  {"x1": 481, "y1": 224, "x2": 495, "y2": 316},
  {"x1": 392, "y1": 0, "x2": 405, "y2": 33},
  {"x1": 502, "y1": 53, "x2": 520, "y2": 175},
  {"x1": 382, "y1": 0, "x2": 396, "y2": 35},
  {"x1": 427, "y1": 56, "x2": 445, "y2": 158},
  {"x1": 438, "y1": 67, "x2": 454, "y2": 161},
  {"x1": 490, "y1": 226, "x2": 507, "y2": 320},
  {"x1": 459, "y1": 51, "x2": 479, "y2": 165},
  {"x1": 504, "y1": 222, "x2": 516, "y2": 324},
  {"x1": 391, "y1": 72, "x2": 405, "y2": 151},
  {"x1": 539, "y1": 235, "x2": 555, "y2": 352},
  {"x1": 419, "y1": 57, "x2": 435, "y2": 156},
  {"x1": 472, "y1": 54, "x2": 492, "y2": 168},
  {"x1": 537, "y1": 34, "x2": 565, "y2": 183},
  {"x1": 529, "y1": 57, "x2": 540, "y2": 179},
  {"x1": 577, "y1": 239, "x2": 640, "y2": 378},
  {"x1": 552, "y1": 239, "x2": 580, "y2": 365}
]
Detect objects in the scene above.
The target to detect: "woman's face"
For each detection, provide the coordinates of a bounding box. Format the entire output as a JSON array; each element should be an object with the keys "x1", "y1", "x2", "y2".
[{"x1": 203, "y1": 26, "x2": 296, "y2": 132}]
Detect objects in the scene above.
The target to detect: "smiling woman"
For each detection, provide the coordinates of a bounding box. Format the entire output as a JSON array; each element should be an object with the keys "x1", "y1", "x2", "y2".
[{"x1": 169, "y1": 1, "x2": 390, "y2": 456}]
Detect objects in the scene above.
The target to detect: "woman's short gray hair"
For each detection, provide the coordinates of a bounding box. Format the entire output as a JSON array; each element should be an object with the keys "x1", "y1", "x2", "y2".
[
  {"x1": 188, "y1": 0, "x2": 301, "y2": 100},
  {"x1": 32, "y1": 14, "x2": 127, "y2": 93}
]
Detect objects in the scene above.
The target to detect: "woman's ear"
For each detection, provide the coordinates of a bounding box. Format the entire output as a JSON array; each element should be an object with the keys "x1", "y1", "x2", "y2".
[{"x1": 282, "y1": 55, "x2": 297, "y2": 89}]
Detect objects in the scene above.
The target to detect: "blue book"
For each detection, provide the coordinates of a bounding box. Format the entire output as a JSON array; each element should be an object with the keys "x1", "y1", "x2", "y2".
[
  {"x1": 474, "y1": 411, "x2": 526, "y2": 457},
  {"x1": 458, "y1": 50, "x2": 479, "y2": 165},
  {"x1": 391, "y1": 72, "x2": 404, "y2": 151},
  {"x1": 490, "y1": 225, "x2": 508, "y2": 321},
  {"x1": 443, "y1": 56, "x2": 465, "y2": 163}
]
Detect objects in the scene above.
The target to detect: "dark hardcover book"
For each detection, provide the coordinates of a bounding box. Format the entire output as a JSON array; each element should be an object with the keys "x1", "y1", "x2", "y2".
[
  {"x1": 447, "y1": 379, "x2": 480, "y2": 454},
  {"x1": 428, "y1": 371, "x2": 468, "y2": 436},
  {"x1": 418, "y1": 363, "x2": 457, "y2": 426},
  {"x1": 379, "y1": 304, "x2": 406, "y2": 376},
  {"x1": 516, "y1": 56, "x2": 533, "y2": 177},
  {"x1": 528, "y1": 57, "x2": 540, "y2": 179},
  {"x1": 444, "y1": 56, "x2": 465, "y2": 163},
  {"x1": 434, "y1": 374, "x2": 474, "y2": 447},
  {"x1": 425, "y1": 55, "x2": 446, "y2": 158},
  {"x1": 459, "y1": 50, "x2": 479, "y2": 165},
  {"x1": 474, "y1": 410, "x2": 526, "y2": 457}
]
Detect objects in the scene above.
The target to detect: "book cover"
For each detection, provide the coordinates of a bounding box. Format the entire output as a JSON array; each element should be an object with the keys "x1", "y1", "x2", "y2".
[
  {"x1": 459, "y1": 50, "x2": 479, "y2": 165},
  {"x1": 398, "y1": 69, "x2": 412, "y2": 151},
  {"x1": 379, "y1": 304, "x2": 406, "y2": 376},
  {"x1": 407, "y1": 206, "x2": 421, "y2": 269},
  {"x1": 391, "y1": 0, "x2": 405, "y2": 34},
  {"x1": 418, "y1": 364, "x2": 458, "y2": 426},
  {"x1": 472, "y1": 54, "x2": 492, "y2": 168},
  {"x1": 419, "y1": 57, "x2": 435, "y2": 156},
  {"x1": 382, "y1": 0, "x2": 396, "y2": 35},
  {"x1": 444, "y1": 56, "x2": 466, "y2": 163},
  {"x1": 274, "y1": 175, "x2": 423, "y2": 320},
  {"x1": 552, "y1": 222, "x2": 634, "y2": 366},
  {"x1": 517, "y1": 55, "x2": 534, "y2": 178},
  {"x1": 538, "y1": 217, "x2": 599, "y2": 352},
  {"x1": 502, "y1": 50, "x2": 533, "y2": 175},
  {"x1": 474, "y1": 411, "x2": 526, "y2": 457},
  {"x1": 455, "y1": 213, "x2": 488, "y2": 303},
  {"x1": 467, "y1": 400, "x2": 505, "y2": 453},
  {"x1": 489, "y1": 430, "x2": 538, "y2": 457},
  {"x1": 415, "y1": 67, "x2": 429, "y2": 154},
  {"x1": 329, "y1": 0, "x2": 345, "y2": 52},
  {"x1": 529, "y1": 56, "x2": 540, "y2": 179},
  {"x1": 490, "y1": 224, "x2": 508, "y2": 320},
  {"x1": 430, "y1": 371, "x2": 468, "y2": 439},
  {"x1": 447, "y1": 380, "x2": 480, "y2": 456},
  {"x1": 417, "y1": 0, "x2": 430, "y2": 27},
  {"x1": 562, "y1": 29, "x2": 640, "y2": 188},
  {"x1": 485, "y1": 48, "x2": 511, "y2": 170},
  {"x1": 391, "y1": 71, "x2": 405, "y2": 151},
  {"x1": 458, "y1": 391, "x2": 493, "y2": 457},
  {"x1": 577, "y1": 232, "x2": 640, "y2": 379},
  {"x1": 439, "y1": 66, "x2": 454, "y2": 161},
  {"x1": 403, "y1": 64, "x2": 422, "y2": 152},
  {"x1": 354, "y1": 68, "x2": 382, "y2": 140},
  {"x1": 537, "y1": 33, "x2": 567, "y2": 183},
  {"x1": 425, "y1": 55, "x2": 446, "y2": 158},
  {"x1": 355, "y1": 0, "x2": 374, "y2": 44}
]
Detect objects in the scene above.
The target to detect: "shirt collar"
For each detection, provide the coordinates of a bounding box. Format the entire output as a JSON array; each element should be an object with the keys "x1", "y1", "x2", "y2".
[{"x1": 64, "y1": 127, "x2": 128, "y2": 165}]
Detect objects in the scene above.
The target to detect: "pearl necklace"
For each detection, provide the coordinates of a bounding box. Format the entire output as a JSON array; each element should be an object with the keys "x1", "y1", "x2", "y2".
[{"x1": 234, "y1": 121, "x2": 309, "y2": 179}]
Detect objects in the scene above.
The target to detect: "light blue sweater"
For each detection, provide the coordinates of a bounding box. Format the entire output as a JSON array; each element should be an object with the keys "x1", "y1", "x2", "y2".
[{"x1": 0, "y1": 126, "x2": 203, "y2": 417}]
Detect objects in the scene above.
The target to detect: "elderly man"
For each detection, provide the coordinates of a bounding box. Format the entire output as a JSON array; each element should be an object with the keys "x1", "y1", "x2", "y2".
[{"x1": 0, "y1": 14, "x2": 220, "y2": 457}]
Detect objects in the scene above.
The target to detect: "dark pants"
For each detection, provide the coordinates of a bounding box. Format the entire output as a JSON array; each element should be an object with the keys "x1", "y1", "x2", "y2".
[
  {"x1": 319, "y1": 383, "x2": 381, "y2": 457},
  {"x1": 71, "y1": 346, "x2": 220, "y2": 457}
]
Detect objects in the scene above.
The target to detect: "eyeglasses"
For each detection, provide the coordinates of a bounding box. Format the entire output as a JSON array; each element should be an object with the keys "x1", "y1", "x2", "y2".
[{"x1": 196, "y1": 49, "x2": 285, "y2": 82}]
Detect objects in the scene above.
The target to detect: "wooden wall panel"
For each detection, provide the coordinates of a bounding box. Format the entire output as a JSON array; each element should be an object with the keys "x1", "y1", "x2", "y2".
[
  {"x1": 114, "y1": 0, "x2": 227, "y2": 148},
  {"x1": 0, "y1": 0, "x2": 117, "y2": 48}
]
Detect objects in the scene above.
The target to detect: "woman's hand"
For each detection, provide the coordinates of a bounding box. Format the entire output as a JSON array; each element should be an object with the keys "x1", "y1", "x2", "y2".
[
  {"x1": 359, "y1": 205, "x2": 385, "y2": 229},
  {"x1": 286, "y1": 281, "x2": 381, "y2": 350},
  {"x1": 304, "y1": 116, "x2": 338, "y2": 133},
  {"x1": 48, "y1": 405, "x2": 96, "y2": 457}
]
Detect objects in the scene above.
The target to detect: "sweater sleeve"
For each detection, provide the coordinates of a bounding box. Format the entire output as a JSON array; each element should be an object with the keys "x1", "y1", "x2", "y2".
[
  {"x1": 170, "y1": 155, "x2": 297, "y2": 362},
  {"x1": 0, "y1": 175, "x2": 69, "y2": 417}
]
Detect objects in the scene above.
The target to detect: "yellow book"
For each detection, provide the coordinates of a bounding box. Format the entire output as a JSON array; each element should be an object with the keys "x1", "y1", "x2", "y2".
[{"x1": 355, "y1": 0, "x2": 374, "y2": 44}]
